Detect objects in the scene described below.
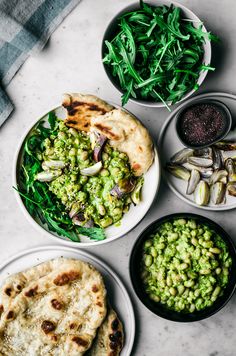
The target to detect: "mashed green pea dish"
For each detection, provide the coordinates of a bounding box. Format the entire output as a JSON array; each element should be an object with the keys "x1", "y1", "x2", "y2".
[
  {"x1": 17, "y1": 112, "x2": 144, "y2": 242},
  {"x1": 141, "y1": 218, "x2": 232, "y2": 313}
]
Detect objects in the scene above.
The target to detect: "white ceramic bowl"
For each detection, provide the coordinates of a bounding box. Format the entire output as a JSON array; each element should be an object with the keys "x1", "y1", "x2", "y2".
[
  {"x1": 102, "y1": 0, "x2": 212, "y2": 108},
  {"x1": 13, "y1": 104, "x2": 160, "y2": 247}
]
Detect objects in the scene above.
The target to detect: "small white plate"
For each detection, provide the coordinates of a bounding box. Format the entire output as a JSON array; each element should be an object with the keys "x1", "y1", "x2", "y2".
[
  {"x1": 158, "y1": 92, "x2": 236, "y2": 211},
  {"x1": 13, "y1": 103, "x2": 160, "y2": 246},
  {"x1": 0, "y1": 245, "x2": 135, "y2": 356}
]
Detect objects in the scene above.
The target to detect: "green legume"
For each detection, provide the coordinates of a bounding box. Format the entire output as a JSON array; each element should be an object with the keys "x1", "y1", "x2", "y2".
[
  {"x1": 141, "y1": 218, "x2": 232, "y2": 313},
  {"x1": 145, "y1": 255, "x2": 153, "y2": 267},
  {"x1": 40, "y1": 120, "x2": 144, "y2": 230}
]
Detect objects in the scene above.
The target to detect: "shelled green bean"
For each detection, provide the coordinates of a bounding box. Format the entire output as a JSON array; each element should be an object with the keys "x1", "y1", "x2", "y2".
[{"x1": 141, "y1": 218, "x2": 232, "y2": 313}]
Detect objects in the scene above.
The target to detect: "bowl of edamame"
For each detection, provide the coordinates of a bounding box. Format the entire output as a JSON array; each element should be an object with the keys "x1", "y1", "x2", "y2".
[{"x1": 130, "y1": 213, "x2": 236, "y2": 322}]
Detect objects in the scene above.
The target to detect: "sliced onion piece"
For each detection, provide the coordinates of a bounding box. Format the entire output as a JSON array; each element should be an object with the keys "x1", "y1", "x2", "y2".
[
  {"x1": 35, "y1": 170, "x2": 62, "y2": 182},
  {"x1": 80, "y1": 161, "x2": 102, "y2": 176}
]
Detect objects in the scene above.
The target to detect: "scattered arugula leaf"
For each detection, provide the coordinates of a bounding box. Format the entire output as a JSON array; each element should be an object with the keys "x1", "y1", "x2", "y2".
[{"x1": 14, "y1": 113, "x2": 106, "y2": 242}]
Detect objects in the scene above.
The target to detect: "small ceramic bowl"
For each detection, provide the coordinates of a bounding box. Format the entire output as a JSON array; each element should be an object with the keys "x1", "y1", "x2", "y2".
[
  {"x1": 130, "y1": 213, "x2": 236, "y2": 322},
  {"x1": 176, "y1": 99, "x2": 232, "y2": 149},
  {"x1": 102, "y1": 0, "x2": 212, "y2": 108}
]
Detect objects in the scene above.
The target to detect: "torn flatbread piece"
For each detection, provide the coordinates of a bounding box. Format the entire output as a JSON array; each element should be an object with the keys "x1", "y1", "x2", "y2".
[
  {"x1": 91, "y1": 109, "x2": 154, "y2": 176},
  {"x1": 0, "y1": 258, "x2": 62, "y2": 311},
  {"x1": 63, "y1": 93, "x2": 113, "y2": 132},
  {"x1": 87, "y1": 307, "x2": 124, "y2": 356},
  {"x1": 0, "y1": 258, "x2": 107, "y2": 356}
]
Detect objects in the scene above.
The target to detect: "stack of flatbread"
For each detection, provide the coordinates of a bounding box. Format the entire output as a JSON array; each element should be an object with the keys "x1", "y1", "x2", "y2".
[
  {"x1": 63, "y1": 93, "x2": 154, "y2": 177},
  {"x1": 0, "y1": 258, "x2": 124, "y2": 355}
]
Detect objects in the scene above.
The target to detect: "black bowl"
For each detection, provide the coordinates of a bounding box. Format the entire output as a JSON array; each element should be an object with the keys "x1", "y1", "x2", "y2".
[
  {"x1": 130, "y1": 213, "x2": 236, "y2": 322},
  {"x1": 175, "y1": 99, "x2": 232, "y2": 149}
]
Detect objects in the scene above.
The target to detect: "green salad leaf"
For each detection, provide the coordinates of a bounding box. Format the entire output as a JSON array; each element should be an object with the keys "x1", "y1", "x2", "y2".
[
  {"x1": 14, "y1": 114, "x2": 106, "y2": 242},
  {"x1": 103, "y1": 1, "x2": 218, "y2": 107}
]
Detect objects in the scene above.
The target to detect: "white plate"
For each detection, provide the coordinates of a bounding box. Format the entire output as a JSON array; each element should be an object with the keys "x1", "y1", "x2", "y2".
[
  {"x1": 0, "y1": 245, "x2": 135, "y2": 356},
  {"x1": 158, "y1": 92, "x2": 236, "y2": 211},
  {"x1": 13, "y1": 103, "x2": 160, "y2": 246}
]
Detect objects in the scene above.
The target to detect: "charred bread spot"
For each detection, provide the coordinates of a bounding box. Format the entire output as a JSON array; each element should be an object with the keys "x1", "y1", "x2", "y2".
[
  {"x1": 63, "y1": 100, "x2": 80, "y2": 110},
  {"x1": 0, "y1": 305, "x2": 4, "y2": 315},
  {"x1": 66, "y1": 120, "x2": 78, "y2": 125},
  {"x1": 109, "y1": 330, "x2": 122, "y2": 342},
  {"x1": 72, "y1": 336, "x2": 89, "y2": 347},
  {"x1": 89, "y1": 104, "x2": 107, "y2": 113},
  {"x1": 51, "y1": 299, "x2": 63, "y2": 310},
  {"x1": 16, "y1": 285, "x2": 22, "y2": 291},
  {"x1": 92, "y1": 285, "x2": 99, "y2": 293},
  {"x1": 111, "y1": 318, "x2": 119, "y2": 331},
  {"x1": 25, "y1": 286, "x2": 38, "y2": 297},
  {"x1": 109, "y1": 341, "x2": 118, "y2": 350},
  {"x1": 5, "y1": 287, "x2": 12, "y2": 296},
  {"x1": 69, "y1": 323, "x2": 76, "y2": 329},
  {"x1": 51, "y1": 335, "x2": 58, "y2": 342},
  {"x1": 94, "y1": 124, "x2": 119, "y2": 140},
  {"x1": 53, "y1": 271, "x2": 81, "y2": 286},
  {"x1": 138, "y1": 146, "x2": 143, "y2": 152},
  {"x1": 6, "y1": 311, "x2": 14, "y2": 320},
  {"x1": 41, "y1": 320, "x2": 56, "y2": 334},
  {"x1": 68, "y1": 109, "x2": 78, "y2": 116},
  {"x1": 96, "y1": 301, "x2": 103, "y2": 307}
]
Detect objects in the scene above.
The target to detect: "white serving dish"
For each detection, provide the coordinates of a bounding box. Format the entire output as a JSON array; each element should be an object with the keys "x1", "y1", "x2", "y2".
[
  {"x1": 159, "y1": 92, "x2": 236, "y2": 211},
  {"x1": 0, "y1": 245, "x2": 135, "y2": 355},
  {"x1": 13, "y1": 103, "x2": 160, "y2": 246}
]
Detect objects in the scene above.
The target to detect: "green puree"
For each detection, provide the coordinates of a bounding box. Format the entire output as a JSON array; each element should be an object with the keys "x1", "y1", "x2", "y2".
[
  {"x1": 141, "y1": 218, "x2": 232, "y2": 313},
  {"x1": 43, "y1": 120, "x2": 135, "y2": 228}
]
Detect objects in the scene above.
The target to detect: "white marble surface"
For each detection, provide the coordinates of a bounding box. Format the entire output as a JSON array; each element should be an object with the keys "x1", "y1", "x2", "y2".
[{"x1": 1, "y1": 0, "x2": 236, "y2": 355}]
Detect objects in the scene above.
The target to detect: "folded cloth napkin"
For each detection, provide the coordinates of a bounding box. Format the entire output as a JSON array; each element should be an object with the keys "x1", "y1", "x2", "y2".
[{"x1": 0, "y1": 0, "x2": 80, "y2": 127}]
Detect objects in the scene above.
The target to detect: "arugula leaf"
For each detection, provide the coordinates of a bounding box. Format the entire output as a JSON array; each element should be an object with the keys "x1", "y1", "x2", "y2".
[
  {"x1": 15, "y1": 115, "x2": 107, "y2": 243},
  {"x1": 77, "y1": 227, "x2": 106, "y2": 241},
  {"x1": 48, "y1": 111, "x2": 57, "y2": 130},
  {"x1": 103, "y1": 1, "x2": 218, "y2": 107}
]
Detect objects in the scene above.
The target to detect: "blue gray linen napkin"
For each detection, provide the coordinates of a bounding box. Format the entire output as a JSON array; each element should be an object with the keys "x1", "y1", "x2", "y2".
[{"x1": 0, "y1": 0, "x2": 80, "y2": 127}]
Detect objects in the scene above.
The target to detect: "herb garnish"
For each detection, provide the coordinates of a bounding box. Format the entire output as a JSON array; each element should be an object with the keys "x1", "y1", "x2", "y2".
[
  {"x1": 103, "y1": 1, "x2": 218, "y2": 107},
  {"x1": 14, "y1": 113, "x2": 105, "y2": 242}
]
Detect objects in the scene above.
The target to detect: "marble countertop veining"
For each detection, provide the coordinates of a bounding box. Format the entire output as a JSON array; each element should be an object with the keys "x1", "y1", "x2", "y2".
[{"x1": 1, "y1": 0, "x2": 236, "y2": 355}]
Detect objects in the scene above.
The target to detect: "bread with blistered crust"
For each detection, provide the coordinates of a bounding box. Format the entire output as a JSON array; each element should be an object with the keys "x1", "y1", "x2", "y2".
[
  {"x1": 91, "y1": 109, "x2": 154, "y2": 176},
  {"x1": 63, "y1": 93, "x2": 113, "y2": 132},
  {"x1": 0, "y1": 258, "x2": 63, "y2": 312},
  {"x1": 0, "y1": 258, "x2": 107, "y2": 356},
  {"x1": 87, "y1": 307, "x2": 124, "y2": 356}
]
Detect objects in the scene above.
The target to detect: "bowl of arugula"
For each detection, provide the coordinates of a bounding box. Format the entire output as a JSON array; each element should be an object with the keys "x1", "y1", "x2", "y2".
[{"x1": 102, "y1": 0, "x2": 217, "y2": 110}]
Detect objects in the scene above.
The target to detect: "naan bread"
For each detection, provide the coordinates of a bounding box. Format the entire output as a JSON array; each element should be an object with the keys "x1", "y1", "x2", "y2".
[
  {"x1": 91, "y1": 109, "x2": 154, "y2": 176},
  {"x1": 0, "y1": 258, "x2": 62, "y2": 312},
  {"x1": 63, "y1": 93, "x2": 113, "y2": 132},
  {"x1": 0, "y1": 258, "x2": 107, "y2": 356},
  {"x1": 87, "y1": 307, "x2": 124, "y2": 356}
]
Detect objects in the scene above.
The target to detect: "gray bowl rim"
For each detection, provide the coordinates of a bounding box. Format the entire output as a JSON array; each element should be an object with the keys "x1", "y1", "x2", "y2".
[{"x1": 175, "y1": 98, "x2": 233, "y2": 149}]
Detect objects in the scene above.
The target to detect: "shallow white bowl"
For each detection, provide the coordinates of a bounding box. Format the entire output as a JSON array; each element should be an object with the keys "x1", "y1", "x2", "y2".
[
  {"x1": 13, "y1": 104, "x2": 160, "y2": 247},
  {"x1": 102, "y1": 0, "x2": 212, "y2": 108}
]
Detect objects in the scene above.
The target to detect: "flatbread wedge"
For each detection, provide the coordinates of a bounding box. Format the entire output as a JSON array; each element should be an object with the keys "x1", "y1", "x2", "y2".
[
  {"x1": 63, "y1": 93, "x2": 113, "y2": 132},
  {"x1": 0, "y1": 258, "x2": 107, "y2": 356},
  {"x1": 91, "y1": 109, "x2": 154, "y2": 176},
  {"x1": 0, "y1": 258, "x2": 65, "y2": 312},
  {"x1": 87, "y1": 307, "x2": 124, "y2": 356}
]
